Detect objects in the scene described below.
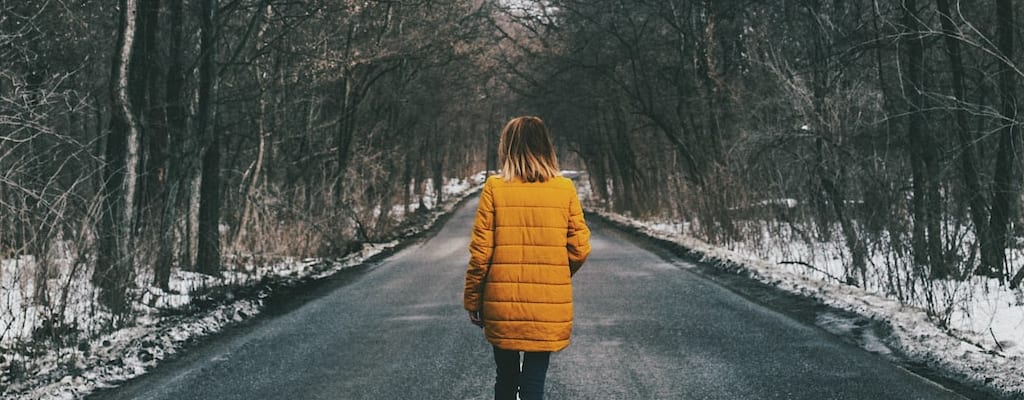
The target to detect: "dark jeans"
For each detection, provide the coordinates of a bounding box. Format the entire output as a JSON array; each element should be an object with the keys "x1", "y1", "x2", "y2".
[{"x1": 493, "y1": 346, "x2": 551, "y2": 400}]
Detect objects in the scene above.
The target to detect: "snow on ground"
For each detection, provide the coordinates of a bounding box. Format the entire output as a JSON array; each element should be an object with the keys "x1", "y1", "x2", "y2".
[
  {"x1": 572, "y1": 176, "x2": 1024, "y2": 398},
  {"x1": 595, "y1": 210, "x2": 1023, "y2": 397},
  {"x1": 0, "y1": 173, "x2": 486, "y2": 400}
]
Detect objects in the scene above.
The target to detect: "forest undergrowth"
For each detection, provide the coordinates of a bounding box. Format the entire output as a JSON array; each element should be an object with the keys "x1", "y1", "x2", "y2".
[{"x1": 0, "y1": 176, "x2": 483, "y2": 398}]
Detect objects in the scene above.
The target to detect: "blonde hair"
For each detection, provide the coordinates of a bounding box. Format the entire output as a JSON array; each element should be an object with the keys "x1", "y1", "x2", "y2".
[{"x1": 498, "y1": 116, "x2": 560, "y2": 182}]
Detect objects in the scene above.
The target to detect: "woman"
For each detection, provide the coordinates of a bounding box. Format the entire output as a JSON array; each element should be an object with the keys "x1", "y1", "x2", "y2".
[{"x1": 464, "y1": 116, "x2": 592, "y2": 400}]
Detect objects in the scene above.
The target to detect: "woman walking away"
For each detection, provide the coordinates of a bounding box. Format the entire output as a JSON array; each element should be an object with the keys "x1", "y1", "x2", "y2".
[{"x1": 464, "y1": 116, "x2": 592, "y2": 400}]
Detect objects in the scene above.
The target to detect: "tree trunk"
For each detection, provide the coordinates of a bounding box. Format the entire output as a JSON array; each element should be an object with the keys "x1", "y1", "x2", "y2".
[
  {"x1": 433, "y1": 146, "x2": 445, "y2": 206},
  {"x1": 154, "y1": 182, "x2": 178, "y2": 290},
  {"x1": 196, "y1": 133, "x2": 222, "y2": 276},
  {"x1": 33, "y1": 244, "x2": 50, "y2": 306},
  {"x1": 335, "y1": 75, "x2": 356, "y2": 199},
  {"x1": 902, "y1": 0, "x2": 940, "y2": 277},
  {"x1": 936, "y1": 0, "x2": 994, "y2": 278},
  {"x1": 184, "y1": 173, "x2": 202, "y2": 269},
  {"x1": 232, "y1": 4, "x2": 273, "y2": 251},
  {"x1": 135, "y1": 0, "x2": 160, "y2": 216},
  {"x1": 486, "y1": 109, "x2": 497, "y2": 174},
  {"x1": 195, "y1": 0, "x2": 221, "y2": 276},
  {"x1": 94, "y1": 0, "x2": 141, "y2": 315},
  {"x1": 987, "y1": 0, "x2": 1017, "y2": 282},
  {"x1": 606, "y1": 108, "x2": 637, "y2": 214},
  {"x1": 403, "y1": 152, "x2": 414, "y2": 215},
  {"x1": 924, "y1": 147, "x2": 945, "y2": 278},
  {"x1": 1011, "y1": 263, "x2": 1024, "y2": 288},
  {"x1": 154, "y1": 0, "x2": 186, "y2": 290}
]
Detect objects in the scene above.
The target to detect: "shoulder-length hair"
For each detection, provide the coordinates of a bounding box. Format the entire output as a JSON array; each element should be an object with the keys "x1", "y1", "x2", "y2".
[{"x1": 498, "y1": 116, "x2": 560, "y2": 182}]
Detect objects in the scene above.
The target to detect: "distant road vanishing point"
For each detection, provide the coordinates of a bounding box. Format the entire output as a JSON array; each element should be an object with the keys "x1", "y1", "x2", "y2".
[{"x1": 93, "y1": 198, "x2": 969, "y2": 400}]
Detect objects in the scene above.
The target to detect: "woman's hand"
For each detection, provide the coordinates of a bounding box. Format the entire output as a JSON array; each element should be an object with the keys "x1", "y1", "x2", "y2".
[{"x1": 469, "y1": 310, "x2": 484, "y2": 328}]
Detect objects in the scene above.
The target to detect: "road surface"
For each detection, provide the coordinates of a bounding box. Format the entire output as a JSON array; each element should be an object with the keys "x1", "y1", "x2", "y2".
[{"x1": 93, "y1": 197, "x2": 969, "y2": 399}]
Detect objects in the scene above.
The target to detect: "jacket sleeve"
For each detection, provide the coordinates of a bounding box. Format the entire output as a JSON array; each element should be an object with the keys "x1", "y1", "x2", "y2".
[
  {"x1": 567, "y1": 182, "x2": 592, "y2": 276},
  {"x1": 464, "y1": 179, "x2": 495, "y2": 312}
]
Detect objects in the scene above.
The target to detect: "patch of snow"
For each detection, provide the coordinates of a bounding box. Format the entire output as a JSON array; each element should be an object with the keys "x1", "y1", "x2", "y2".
[
  {"x1": 592, "y1": 209, "x2": 1024, "y2": 398},
  {"x1": 815, "y1": 312, "x2": 893, "y2": 356},
  {"x1": 756, "y1": 198, "x2": 798, "y2": 208},
  {"x1": 861, "y1": 329, "x2": 893, "y2": 356},
  {"x1": 10, "y1": 298, "x2": 262, "y2": 400},
  {"x1": 816, "y1": 312, "x2": 859, "y2": 336},
  {"x1": 1, "y1": 173, "x2": 486, "y2": 399}
]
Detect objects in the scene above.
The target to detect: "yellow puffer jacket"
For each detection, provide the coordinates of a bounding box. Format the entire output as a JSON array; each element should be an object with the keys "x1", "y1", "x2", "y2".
[{"x1": 464, "y1": 175, "x2": 591, "y2": 352}]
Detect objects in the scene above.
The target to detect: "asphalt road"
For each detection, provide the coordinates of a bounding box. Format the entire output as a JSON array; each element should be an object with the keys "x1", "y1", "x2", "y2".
[{"x1": 94, "y1": 198, "x2": 969, "y2": 400}]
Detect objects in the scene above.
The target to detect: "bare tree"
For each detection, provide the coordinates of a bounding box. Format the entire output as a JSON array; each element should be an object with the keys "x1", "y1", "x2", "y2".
[
  {"x1": 935, "y1": 0, "x2": 993, "y2": 278},
  {"x1": 94, "y1": 0, "x2": 142, "y2": 316},
  {"x1": 194, "y1": 0, "x2": 221, "y2": 277},
  {"x1": 987, "y1": 0, "x2": 1018, "y2": 282}
]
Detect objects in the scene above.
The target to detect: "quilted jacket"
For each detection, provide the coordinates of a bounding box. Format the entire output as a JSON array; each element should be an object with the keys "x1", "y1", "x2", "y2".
[{"x1": 464, "y1": 175, "x2": 591, "y2": 352}]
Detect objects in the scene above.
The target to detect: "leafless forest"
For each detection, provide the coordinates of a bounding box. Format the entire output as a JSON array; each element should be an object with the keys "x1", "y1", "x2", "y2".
[
  {"x1": 506, "y1": 0, "x2": 1024, "y2": 312},
  {"x1": 2, "y1": 0, "x2": 1023, "y2": 382},
  {"x1": 3, "y1": 0, "x2": 499, "y2": 336}
]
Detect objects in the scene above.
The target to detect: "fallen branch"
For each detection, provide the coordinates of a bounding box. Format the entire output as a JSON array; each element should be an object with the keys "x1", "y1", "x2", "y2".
[
  {"x1": 990, "y1": 327, "x2": 1006, "y2": 353},
  {"x1": 1010, "y1": 265, "x2": 1024, "y2": 289},
  {"x1": 779, "y1": 260, "x2": 846, "y2": 284}
]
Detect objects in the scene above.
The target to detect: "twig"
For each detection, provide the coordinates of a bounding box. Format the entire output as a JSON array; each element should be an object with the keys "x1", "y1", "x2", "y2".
[
  {"x1": 779, "y1": 260, "x2": 846, "y2": 284},
  {"x1": 0, "y1": 310, "x2": 14, "y2": 344},
  {"x1": 990, "y1": 327, "x2": 1005, "y2": 353}
]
